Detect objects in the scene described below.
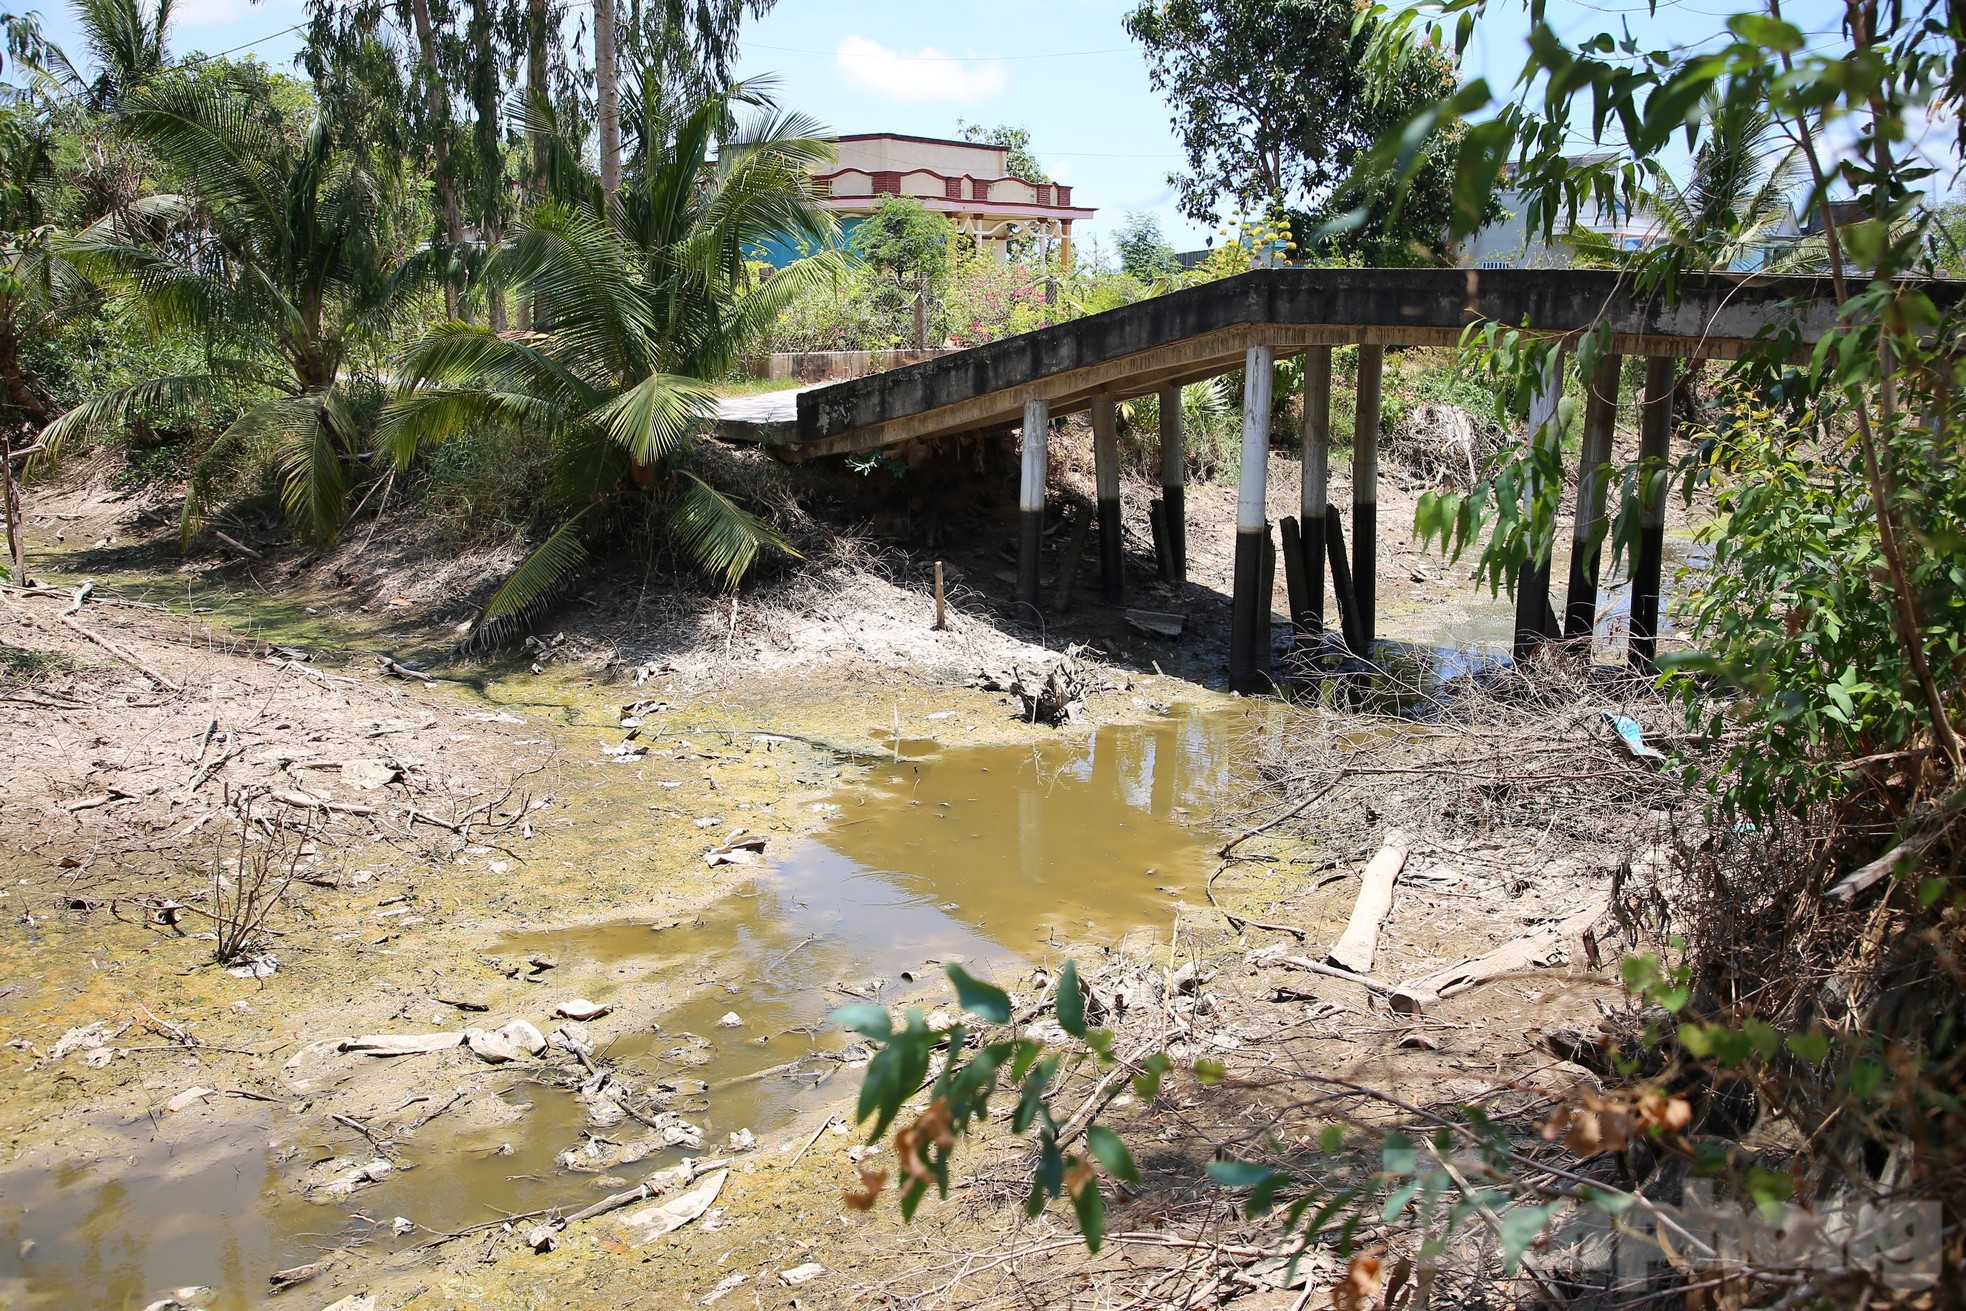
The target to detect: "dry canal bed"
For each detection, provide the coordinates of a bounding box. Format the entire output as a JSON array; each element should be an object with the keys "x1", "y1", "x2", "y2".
[{"x1": 0, "y1": 610, "x2": 1257, "y2": 1311}]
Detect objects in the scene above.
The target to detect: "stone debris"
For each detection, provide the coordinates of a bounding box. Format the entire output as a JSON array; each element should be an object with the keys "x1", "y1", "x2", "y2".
[
  {"x1": 311, "y1": 1158, "x2": 393, "y2": 1199},
  {"x1": 717, "y1": 1011, "x2": 743, "y2": 1028},
  {"x1": 164, "y1": 1086, "x2": 216, "y2": 1113},
  {"x1": 555, "y1": 999, "x2": 610, "y2": 1021},
  {"x1": 339, "y1": 759, "x2": 398, "y2": 791},
  {"x1": 318, "y1": 1297, "x2": 377, "y2": 1311},
  {"x1": 464, "y1": 1018, "x2": 548, "y2": 1064},
  {"x1": 618, "y1": 1168, "x2": 727, "y2": 1241},
  {"x1": 525, "y1": 1225, "x2": 559, "y2": 1253},
  {"x1": 50, "y1": 1022, "x2": 118, "y2": 1061},
  {"x1": 779, "y1": 1262, "x2": 825, "y2": 1286},
  {"x1": 701, "y1": 1271, "x2": 748, "y2": 1304},
  {"x1": 704, "y1": 834, "x2": 768, "y2": 867},
  {"x1": 226, "y1": 954, "x2": 278, "y2": 979},
  {"x1": 268, "y1": 1258, "x2": 330, "y2": 1289},
  {"x1": 725, "y1": 1127, "x2": 756, "y2": 1150},
  {"x1": 390, "y1": 1216, "x2": 415, "y2": 1236}
]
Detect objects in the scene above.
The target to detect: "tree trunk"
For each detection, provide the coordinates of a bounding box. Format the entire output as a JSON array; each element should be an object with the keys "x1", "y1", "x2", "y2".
[
  {"x1": 408, "y1": 0, "x2": 461, "y2": 319},
  {"x1": 1, "y1": 437, "x2": 22, "y2": 585},
  {"x1": 596, "y1": 0, "x2": 620, "y2": 201},
  {"x1": 913, "y1": 272, "x2": 927, "y2": 350},
  {"x1": 520, "y1": 0, "x2": 548, "y2": 331},
  {"x1": 467, "y1": 0, "x2": 504, "y2": 330}
]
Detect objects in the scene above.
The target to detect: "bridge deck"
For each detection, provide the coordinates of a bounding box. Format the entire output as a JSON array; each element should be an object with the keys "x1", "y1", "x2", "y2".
[
  {"x1": 785, "y1": 268, "x2": 1842, "y2": 460},
  {"x1": 762, "y1": 267, "x2": 1888, "y2": 692}
]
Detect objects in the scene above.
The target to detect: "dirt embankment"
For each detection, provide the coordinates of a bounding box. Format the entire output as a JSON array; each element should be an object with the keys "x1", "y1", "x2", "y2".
[{"x1": 0, "y1": 459, "x2": 1683, "y2": 1311}]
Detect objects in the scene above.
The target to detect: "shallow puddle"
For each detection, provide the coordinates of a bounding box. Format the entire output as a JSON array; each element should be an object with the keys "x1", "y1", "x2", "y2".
[{"x1": 0, "y1": 706, "x2": 1254, "y2": 1310}]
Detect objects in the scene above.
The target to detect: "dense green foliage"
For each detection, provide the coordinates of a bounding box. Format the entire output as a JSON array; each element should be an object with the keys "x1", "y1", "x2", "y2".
[{"x1": 1122, "y1": 0, "x2": 1483, "y2": 262}]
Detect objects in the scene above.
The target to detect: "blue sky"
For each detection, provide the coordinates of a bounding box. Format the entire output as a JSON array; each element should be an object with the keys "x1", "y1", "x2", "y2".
[{"x1": 29, "y1": 0, "x2": 1876, "y2": 257}]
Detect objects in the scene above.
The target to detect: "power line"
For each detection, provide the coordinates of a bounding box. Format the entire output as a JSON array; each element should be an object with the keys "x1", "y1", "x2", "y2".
[
  {"x1": 184, "y1": 19, "x2": 309, "y2": 63},
  {"x1": 753, "y1": 41, "x2": 1129, "y2": 62}
]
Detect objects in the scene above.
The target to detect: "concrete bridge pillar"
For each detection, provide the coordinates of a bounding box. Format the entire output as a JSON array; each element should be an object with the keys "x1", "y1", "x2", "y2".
[
  {"x1": 1513, "y1": 352, "x2": 1567, "y2": 658},
  {"x1": 1017, "y1": 398, "x2": 1050, "y2": 610},
  {"x1": 1564, "y1": 351, "x2": 1624, "y2": 640},
  {"x1": 1352, "y1": 344, "x2": 1384, "y2": 651},
  {"x1": 1093, "y1": 395, "x2": 1124, "y2": 603},
  {"x1": 1629, "y1": 356, "x2": 1677, "y2": 671},
  {"x1": 1229, "y1": 345, "x2": 1276, "y2": 692},
  {"x1": 1295, "y1": 346, "x2": 1332, "y2": 640},
  {"x1": 1158, "y1": 386, "x2": 1186, "y2": 584}
]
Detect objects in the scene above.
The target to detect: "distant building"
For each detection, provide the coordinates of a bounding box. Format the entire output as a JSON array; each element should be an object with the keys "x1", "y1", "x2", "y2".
[
  {"x1": 754, "y1": 132, "x2": 1094, "y2": 267},
  {"x1": 1461, "y1": 155, "x2": 1806, "y2": 272}
]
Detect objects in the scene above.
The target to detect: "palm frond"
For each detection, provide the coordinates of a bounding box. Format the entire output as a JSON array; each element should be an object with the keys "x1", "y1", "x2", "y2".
[
  {"x1": 587, "y1": 369, "x2": 715, "y2": 465},
  {"x1": 34, "y1": 372, "x2": 222, "y2": 468},
  {"x1": 476, "y1": 509, "x2": 593, "y2": 638},
  {"x1": 667, "y1": 471, "x2": 796, "y2": 589}
]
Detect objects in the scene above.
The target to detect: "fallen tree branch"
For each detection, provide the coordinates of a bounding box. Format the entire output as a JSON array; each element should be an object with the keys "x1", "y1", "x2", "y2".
[{"x1": 58, "y1": 617, "x2": 182, "y2": 693}]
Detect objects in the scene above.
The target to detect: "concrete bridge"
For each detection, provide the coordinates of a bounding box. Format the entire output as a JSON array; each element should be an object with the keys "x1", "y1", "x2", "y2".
[{"x1": 770, "y1": 268, "x2": 1850, "y2": 690}]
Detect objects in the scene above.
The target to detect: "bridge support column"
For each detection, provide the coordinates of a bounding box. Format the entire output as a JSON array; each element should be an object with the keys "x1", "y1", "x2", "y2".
[
  {"x1": 1352, "y1": 344, "x2": 1384, "y2": 652},
  {"x1": 1564, "y1": 351, "x2": 1623, "y2": 641},
  {"x1": 1629, "y1": 356, "x2": 1677, "y2": 671},
  {"x1": 1158, "y1": 386, "x2": 1186, "y2": 585},
  {"x1": 1297, "y1": 346, "x2": 1331, "y2": 640},
  {"x1": 1229, "y1": 346, "x2": 1276, "y2": 692},
  {"x1": 1093, "y1": 395, "x2": 1124, "y2": 603},
  {"x1": 1513, "y1": 353, "x2": 1566, "y2": 658},
  {"x1": 1017, "y1": 398, "x2": 1050, "y2": 610}
]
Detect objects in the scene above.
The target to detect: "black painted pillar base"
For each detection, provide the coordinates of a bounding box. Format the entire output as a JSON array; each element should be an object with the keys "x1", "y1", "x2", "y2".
[
  {"x1": 1162, "y1": 484, "x2": 1186, "y2": 585},
  {"x1": 1016, "y1": 508, "x2": 1044, "y2": 610},
  {"x1": 1326, "y1": 508, "x2": 1363, "y2": 656},
  {"x1": 1228, "y1": 527, "x2": 1267, "y2": 692},
  {"x1": 1514, "y1": 555, "x2": 1554, "y2": 659},
  {"x1": 1630, "y1": 520, "x2": 1665, "y2": 670},
  {"x1": 1097, "y1": 496, "x2": 1124, "y2": 603},
  {"x1": 1350, "y1": 501, "x2": 1376, "y2": 652}
]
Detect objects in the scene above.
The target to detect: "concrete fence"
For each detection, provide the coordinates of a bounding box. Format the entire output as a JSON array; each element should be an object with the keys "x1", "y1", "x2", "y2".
[{"x1": 740, "y1": 349, "x2": 962, "y2": 384}]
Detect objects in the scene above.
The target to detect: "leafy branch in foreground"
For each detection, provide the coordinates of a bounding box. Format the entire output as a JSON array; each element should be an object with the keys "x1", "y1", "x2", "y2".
[{"x1": 839, "y1": 955, "x2": 1947, "y2": 1305}]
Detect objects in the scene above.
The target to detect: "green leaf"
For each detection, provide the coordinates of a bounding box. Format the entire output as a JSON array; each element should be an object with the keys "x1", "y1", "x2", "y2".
[
  {"x1": 1785, "y1": 1030, "x2": 1830, "y2": 1063},
  {"x1": 1085, "y1": 1125, "x2": 1138, "y2": 1184},
  {"x1": 1193, "y1": 1057, "x2": 1226, "y2": 1085},
  {"x1": 1499, "y1": 1204, "x2": 1554, "y2": 1272},
  {"x1": 1131, "y1": 1052, "x2": 1172, "y2": 1101},
  {"x1": 1207, "y1": 1159, "x2": 1281, "y2": 1189},
  {"x1": 831, "y1": 1004, "x2": 892, "y2": 1040},
  {"x1": 1071, "y1": 1168, "x2": 1106, "y2": 1252},
  {"x1": 945, "y1": 964, "x2": 1012, "y2": 1024},
  {"x1": 1381, "y1": 1131, "x2": 1417, "y2": 1175},
  {"x1": 1056, "y1": 960, "x2": 1085, "y2": 1037}
]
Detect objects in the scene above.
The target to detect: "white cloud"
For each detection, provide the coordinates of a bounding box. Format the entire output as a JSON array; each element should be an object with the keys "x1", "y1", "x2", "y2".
[
  {"x1": 1047, "y1": 160, "x2": 1074, "y2": 183},
  {"x1": 833, "y1": 35, "x2": 1006, "y2": 104}
]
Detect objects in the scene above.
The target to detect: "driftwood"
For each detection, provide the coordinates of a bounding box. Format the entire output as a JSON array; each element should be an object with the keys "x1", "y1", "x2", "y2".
[
  {"x1": 339, "y1": 1032, "x2": 464, "y2": 1056},
  {"x1": 58, "y1": 617, "x2": 183, "y2": 693},
  {"x1": 1326, "y1": 831, "x2": 1409, "y2": 974},
  {"x1": 1390, "y1": 902, "x2": 1605, "y2": 1015},
  {"x1": 214, "y1": 531, "x2": 262, "y2": 560},
  {"x1": 377, "y1": 656, "x2": 435, "y2": 683},
  {"x1": 59, "y1": 581, "x2": 92, "y2": 616},
  {"x1": 271, "y1": 790, "x2": 378, "y2": 816}
]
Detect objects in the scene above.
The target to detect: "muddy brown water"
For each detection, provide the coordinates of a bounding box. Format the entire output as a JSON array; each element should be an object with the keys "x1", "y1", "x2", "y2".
[{"x1": 0, "y1": 707, "x2": 1253, "y2": 1311}]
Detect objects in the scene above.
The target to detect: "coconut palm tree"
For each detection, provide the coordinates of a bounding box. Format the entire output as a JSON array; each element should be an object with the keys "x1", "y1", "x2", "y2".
[
  {"x1": 378, "y1": 69, "x2": 841, "y2": 641},
  {"x1": 41, "y1": 67, "x2": 409, "y2": 543},
  {"x1": 53, "y1": 0, "x2": 173, "y2": 112},
  {"x1": 1648, "y1": 79, "x2": 1803, "y2": 271}
]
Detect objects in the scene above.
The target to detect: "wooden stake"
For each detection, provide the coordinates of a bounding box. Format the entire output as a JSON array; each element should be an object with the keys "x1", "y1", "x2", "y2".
[{"x1": 932, "y1": 561, "x2": 946, "y2": 631}]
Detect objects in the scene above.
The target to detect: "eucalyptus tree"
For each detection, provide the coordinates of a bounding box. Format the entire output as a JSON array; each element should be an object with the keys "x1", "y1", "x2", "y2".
[
  {"x1": 380, "y1": 72, "x2": 839, "y2": 639},
  {"x1": 41, "y1": 67, "x2": 413, "y2": 544}
]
